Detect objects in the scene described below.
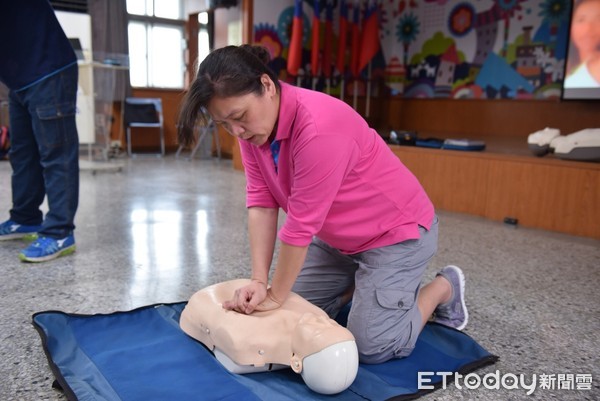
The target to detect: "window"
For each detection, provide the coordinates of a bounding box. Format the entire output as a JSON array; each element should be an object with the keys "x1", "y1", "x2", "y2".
[
  {"x1": 126, "y1": 0, "x2": 185, "y2": 88},
  {"x1": 198, "y1": 12, "x2": 210, "y2": 65}
]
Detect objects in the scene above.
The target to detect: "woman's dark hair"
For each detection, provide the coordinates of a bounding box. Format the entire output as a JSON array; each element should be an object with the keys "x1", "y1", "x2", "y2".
[{"x1": 177, "y1": 44, "x2": 280, "y2": 147}]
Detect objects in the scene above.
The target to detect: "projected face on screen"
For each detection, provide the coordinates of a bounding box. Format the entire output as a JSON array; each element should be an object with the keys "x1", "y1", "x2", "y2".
[{"x1": 563, "y1": 0, "x2": 600, "y2": 98}]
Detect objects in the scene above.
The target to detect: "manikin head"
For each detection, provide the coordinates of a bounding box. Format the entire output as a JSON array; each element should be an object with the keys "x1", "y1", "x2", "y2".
[{"x1": 289, "y1": 313, "x2": 359, "y2": 395}]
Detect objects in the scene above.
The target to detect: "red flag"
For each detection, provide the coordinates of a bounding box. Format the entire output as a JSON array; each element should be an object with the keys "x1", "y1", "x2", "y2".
[
  {"x1": 311, "y1": 0, "x2": 321, "y2": 77},
  {"x1": 287, "y1": 0, "x2": 303, "y2": 76},
  {"x1": 336, "y1": 0, "x2": 348, "y2": 74},
  {"x1": 358, "y1": 0, "x2": 380, "y2": 73},
  {"x1": 350, "y1": 1, "x2": 361, "y2": 77},
  {"x1": 322, "y1": 0, "x2": 334, "y2": 78}
]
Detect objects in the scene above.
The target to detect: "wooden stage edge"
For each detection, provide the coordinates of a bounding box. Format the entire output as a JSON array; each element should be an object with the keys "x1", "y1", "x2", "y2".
[{"x1": 389, "y1": 141, "x2": 599, "y2": 240}]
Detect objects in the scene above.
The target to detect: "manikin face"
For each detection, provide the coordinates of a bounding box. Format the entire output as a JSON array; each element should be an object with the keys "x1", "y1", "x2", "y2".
[
  {"x1": 208, "y1": 74, "x2": 280, "y2": 147},
  {"x1": 295, "y1": 313, "x2": 338, "y2": 341},
  {"x1": 571, "y1": 0, "x2": 600, "y2": 60},
  {"x1": 292, "y1": 313, "x2": 353, "y2": 358}
]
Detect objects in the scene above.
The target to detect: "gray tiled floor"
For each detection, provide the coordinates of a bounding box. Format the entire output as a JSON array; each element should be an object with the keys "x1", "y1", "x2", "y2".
[{"x1": 0, "y1": 156, "x2": 598, "y2": 400}]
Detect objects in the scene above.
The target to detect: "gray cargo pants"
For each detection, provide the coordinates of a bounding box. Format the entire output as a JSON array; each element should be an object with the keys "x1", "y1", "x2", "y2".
[{"x1": 291, "y1": 217, "x2": 438, "y2": 364}]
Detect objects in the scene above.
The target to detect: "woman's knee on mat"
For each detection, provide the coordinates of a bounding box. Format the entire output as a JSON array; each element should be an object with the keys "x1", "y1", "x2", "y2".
[
  {"x1": 349, "y1": 302, "x2": 422, "y2": 364},
  {"x1": 353, "y1": 321, "x2": 418, "y2": 364}
]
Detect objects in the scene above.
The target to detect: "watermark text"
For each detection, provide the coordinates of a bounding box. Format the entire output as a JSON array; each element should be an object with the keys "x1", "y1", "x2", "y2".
[{"x1": 418, "y1": 370, "x2": 593, "y2": 395}]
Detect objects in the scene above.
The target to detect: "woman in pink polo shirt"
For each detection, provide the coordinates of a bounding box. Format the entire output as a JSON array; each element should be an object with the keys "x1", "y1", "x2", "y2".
[{"x1": 178, "y1": 45, "x2": 468, "y2": 363}]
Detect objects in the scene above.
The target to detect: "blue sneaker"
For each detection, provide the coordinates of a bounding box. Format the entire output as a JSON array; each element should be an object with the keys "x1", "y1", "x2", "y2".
[
  {"x1": 0, "y1": 219, "x2": 41, "y2": 241},
  {"x1": 432, "y1": 265, "x2": 469, "y2": 330},
  {"x1": 19, "y1": 235, "x2": 76, "y2": 263}
]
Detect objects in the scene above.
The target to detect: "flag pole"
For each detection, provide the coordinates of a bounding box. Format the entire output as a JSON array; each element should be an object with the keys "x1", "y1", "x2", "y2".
[
  {"x1": 350, "y1": 0, "x2": 360, "y2": 110},
  {"x1": 353, "y1": 77, "x2": 358, "y2": 110},
  {"x1": 340, "y1": 75, "x2": 345, "y2": 100},
  {"x1": 365, "y1": 61, "x2": 372, "y2": 117}
]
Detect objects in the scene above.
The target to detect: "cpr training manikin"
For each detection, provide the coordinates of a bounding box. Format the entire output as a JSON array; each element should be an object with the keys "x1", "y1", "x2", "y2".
[{"x1": 179, "y1": 279, "x2": 359, "y2": 394}]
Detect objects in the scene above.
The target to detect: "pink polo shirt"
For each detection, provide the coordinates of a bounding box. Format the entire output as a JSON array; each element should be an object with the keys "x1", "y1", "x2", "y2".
[{"x1": 239, "y1": 82, "x2": 434, "y2": 254}]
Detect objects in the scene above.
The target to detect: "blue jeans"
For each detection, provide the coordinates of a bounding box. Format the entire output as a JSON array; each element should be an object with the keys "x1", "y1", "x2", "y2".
[{"x1": 8, "y1": 63, "x2": 79, "y2": 238}]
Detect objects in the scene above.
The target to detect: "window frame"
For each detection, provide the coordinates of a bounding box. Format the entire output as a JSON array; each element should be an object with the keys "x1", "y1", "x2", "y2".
[{"x1": 197, "y1": 11, "x2": 213, "y2": 66}]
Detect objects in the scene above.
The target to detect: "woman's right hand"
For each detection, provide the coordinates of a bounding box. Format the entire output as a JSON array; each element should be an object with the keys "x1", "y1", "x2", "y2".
[{"x1": 222, "y1": 279, "x2": 268, "y2": 314}]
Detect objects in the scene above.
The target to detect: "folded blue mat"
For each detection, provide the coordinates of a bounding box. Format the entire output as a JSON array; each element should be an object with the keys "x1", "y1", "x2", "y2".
[{"x1": 32, "y1": 302, "x2": 497, "y2": 401}]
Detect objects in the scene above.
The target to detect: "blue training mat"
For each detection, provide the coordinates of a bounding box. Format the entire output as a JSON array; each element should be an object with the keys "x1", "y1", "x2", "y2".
[{"x1": 32, "y1": 303, "x2": 498, "y2": 401}]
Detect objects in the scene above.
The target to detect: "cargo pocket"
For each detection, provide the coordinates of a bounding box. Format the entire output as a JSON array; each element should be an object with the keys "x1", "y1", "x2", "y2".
[
  {"x1": 375, "y1": 287, "x2": 414, "y2": 312},
  {"x1": 366, "y1": 288, "x2": 415, "y2": 343},
  {"x1": 36, "y1": 102, "x2": 77, "y2": 147},
  {"x1": 380, "y1": 288, "x2": 419, "y2": 357}
]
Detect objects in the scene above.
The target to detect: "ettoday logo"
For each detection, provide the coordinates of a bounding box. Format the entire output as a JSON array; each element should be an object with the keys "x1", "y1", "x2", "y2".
[{"x1": 418, "y1": 370, "x2": 593, "y2": 395}]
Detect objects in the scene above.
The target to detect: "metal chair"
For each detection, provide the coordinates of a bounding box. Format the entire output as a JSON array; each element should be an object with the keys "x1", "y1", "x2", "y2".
[
  {"x1": 124, "y1": 97, "x2": 165, "y2": 157},
  {"x1": 175, "y1": 119, "x2": 221, "y2": 160}
]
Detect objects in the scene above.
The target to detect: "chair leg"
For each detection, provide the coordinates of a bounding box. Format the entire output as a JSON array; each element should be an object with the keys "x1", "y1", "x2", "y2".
[
  {"x1": 127, "y1": 127, "x2": 132, "y2": 156},
  {"x1": 213, "y1": 126, "x2": 221, "y2": 160},
  {"x1": 175, "y1": 144, "x2": 184, "y2": 158},
  {"x1": 190, "y1": 129, "x2": 208, "y2": 159},
  {"x1": 172, "y1": 125, "x2": 220, "y2": 160},
  {"x1": 160, "y1": 126, "x2": 165, "y2": 156}
]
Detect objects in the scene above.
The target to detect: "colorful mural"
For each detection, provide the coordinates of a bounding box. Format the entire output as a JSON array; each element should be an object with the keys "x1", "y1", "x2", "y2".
[{"x1": 252, "y1": 0, "x2": 572, "y2": 100}]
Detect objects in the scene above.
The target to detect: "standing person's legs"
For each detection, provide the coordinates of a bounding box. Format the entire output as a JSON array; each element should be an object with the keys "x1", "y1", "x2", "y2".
[
  {"x1": 291, "y1": 237, "x2": 358, "y2": 319},
  {"x1": 348, "y1": 218, "x2": 439, "y2": 364},
  {"x1": 26, "y1": 64, "x2": 79, "y2": 239},
  {"x1": 7, "y1": 89, "x2": 45, "y2": 227}
]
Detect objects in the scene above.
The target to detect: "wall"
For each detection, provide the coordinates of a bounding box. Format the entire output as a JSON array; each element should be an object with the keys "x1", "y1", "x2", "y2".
[{"x1": 116, "y1": 1, "x2": 595, "y2": 155}]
